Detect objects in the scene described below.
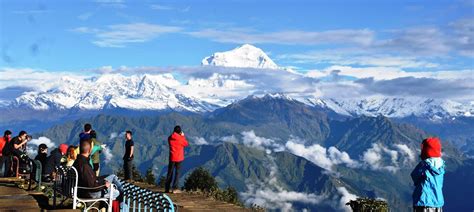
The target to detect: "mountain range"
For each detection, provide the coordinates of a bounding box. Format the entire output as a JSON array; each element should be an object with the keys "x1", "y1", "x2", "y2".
[
  {"x1": 2, "y1": 44, "x2": 472, "y2": 121},
  {"x1": 31, "y1": 95, "x2": 471, "y2": 211}
]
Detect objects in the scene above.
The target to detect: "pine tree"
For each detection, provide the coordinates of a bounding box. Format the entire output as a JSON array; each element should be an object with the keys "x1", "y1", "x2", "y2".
[{"x1": 131, "y1": 164, "x2": 142, "y2": 182}]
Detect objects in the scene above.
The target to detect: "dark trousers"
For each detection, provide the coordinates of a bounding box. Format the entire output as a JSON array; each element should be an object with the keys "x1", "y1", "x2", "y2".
[
  {"x1": 0, "y1": 156, "x2": 4, "y2": 177},
  {"x1": 414, "y1": 207, "x2": 443, "y2": 212},
  {"x1": 3, "y1": 156, "x2": 13, "y2": 177},
  {"x1": 165, "y1": 161, "x2": 182, "y2": 192},
  {"x1": 123, "y1": 159, "x2": 133, "y2": 180}
]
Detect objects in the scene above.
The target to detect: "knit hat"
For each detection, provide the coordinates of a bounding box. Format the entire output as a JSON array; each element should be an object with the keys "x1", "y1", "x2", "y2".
[
  {"x1": 421, "y1": 137, "x2": 442, "y2": 160},
  {"x1": 59, "y1": 144, "x2": 69, "y2": 155}
]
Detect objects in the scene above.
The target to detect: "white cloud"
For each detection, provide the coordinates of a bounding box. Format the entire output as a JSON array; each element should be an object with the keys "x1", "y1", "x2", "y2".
[
  {"x1": 192, "y1": 137, "x2": 209, "y2": 145},
  {"x1": 95, "y1": 0, "x2": 126, "y2": 8},
  {"x1": 241, "y1": 130, "x2": 284, "y2": 154},
  {"x1": 241, "y1": 185, "x2": 327, "y2": 211},
  {"x1": 375, "y1": 27, "x2": 450, "y2": 56},
  {"x1": 77, "y1": 12, "x2": 93, "y2": 20},
  {"x1": 306, "y1": 65, "x2": 474, "y2": 80},
  {"x1": 220, "y1": 135, "x2": 239, "y2": 143},
  {"x1": 449, "y1": 18, "x2": 474, "y2": 57},
  {"x1": 279, "y1": 50, "x2": 439, "y2": 69},
  {"x1": 109, "y1": 132, "x2": 118, "y2": 140},
  {"x1": 0, "y1": 67, "x2": 86, "y2": 91},
  {"x1": 183, "y1": 73, "x2": 255, "y2": 101},
  {"x1": 355, "y1": 76, "x2": 474, "y2": 100},
  {"x1": 240, "y1": 155, "x2": 328, "y2": 211},
  {"x1": 26, "y1": 136, "x2": 56, "y2": 158},
  {"x1": 282, "y1": 140, "x2": 418, "y2": 173},
  {"x1": 394, "y1": 144, "x2": 416, "y2": 163},
  {"x1": 189, "y1": 28, "x2": 375, "y2": 46},
  {"x1": 2, "y1": 63, "x2": 472, "y2": 109},
  {"x1": 361, "y1": 143, "x2": 412, "y2": 172},
  {"x1": 73, "y1": 23, "x2": 182, "y2": 47},
  {"x1": 102, "y1": 145, "x2": 114, "y2": 164},
  {"x1": 189, "y1": 18, "x2": 474, "y2": 58},
  {"x1": 285, "y1": 140, "x2": 359, "y2": 171},
  {"x1": 150, "y1": 4, "x2": 173, "y2": 10},
  {"x1": 337, "y1": 187, "x2": 359, "y2": 212}
]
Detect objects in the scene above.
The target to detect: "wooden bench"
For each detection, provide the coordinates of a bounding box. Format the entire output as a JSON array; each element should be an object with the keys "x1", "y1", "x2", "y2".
[{"x1": 53, "y1": 165, "x2": 116, "y2": 211}]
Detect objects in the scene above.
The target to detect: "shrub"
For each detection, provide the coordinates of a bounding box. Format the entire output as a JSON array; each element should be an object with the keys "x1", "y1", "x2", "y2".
[
  {"x1": 116, "y1": 168, "x2": 124, "y2": 178},
  {"x1": 184, "y1": 167, "x2": 218, "y2": 192},
  {"x1": 346, "y1": 198, "x2": 389, "y2": 212},
  {"x1": 183, "y1": 167, "x2": 244, "y2": 206},
  {"x1": 213, "y1": 186, "x2": 241, "y2": 205},
  {"x1": 145, "y1": 167, "x2": 157, "y2": 185},
  {"x1": 131, "y1": 165, "x2": 143, "y2": 182},
  {"x1": 116, "y1": 165, "x2": 142, "y2": 181},
  {"x1": 157, "y1": 176, "x2": 167, "y2": 188}
]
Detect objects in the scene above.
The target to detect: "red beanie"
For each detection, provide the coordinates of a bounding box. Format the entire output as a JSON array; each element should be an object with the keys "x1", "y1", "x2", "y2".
[
  {"x1": 421, "y1": 137, "x2": 442, "y2": 160},
  {"x1": 59, "y1": 144, "x2": 68, "y2": 155}
]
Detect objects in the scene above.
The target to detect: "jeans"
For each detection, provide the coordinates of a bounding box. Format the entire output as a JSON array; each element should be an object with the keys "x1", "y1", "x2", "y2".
[
  {"x1": 165, "y1": 161, "x2": 182, "y2": 192},
  {"x1": 89, "y1": 174, "x2": 123, "y2": 200},
  {"x1": 123, "y1": 159, "x2": 132, "y2": 180}
]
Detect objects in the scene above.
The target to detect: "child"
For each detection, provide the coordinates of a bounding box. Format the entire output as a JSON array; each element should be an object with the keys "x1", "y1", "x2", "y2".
[{"x1": 411, "y1": 137, "x2": 445, "y2": 212}]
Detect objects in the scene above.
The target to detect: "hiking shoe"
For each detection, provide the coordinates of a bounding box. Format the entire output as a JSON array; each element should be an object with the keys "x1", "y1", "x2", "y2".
[{"x1": 172, "y1": 189, "x2": 182, "y2": 194}]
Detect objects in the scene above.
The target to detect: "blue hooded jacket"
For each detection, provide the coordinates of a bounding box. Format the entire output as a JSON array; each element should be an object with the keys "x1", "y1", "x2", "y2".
[{"x1": 411, "y1": 157, "x2": 445, "y2": 208}]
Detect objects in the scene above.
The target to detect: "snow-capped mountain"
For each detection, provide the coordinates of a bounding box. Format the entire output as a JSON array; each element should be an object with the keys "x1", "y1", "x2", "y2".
[
  {"x1": 304, "y1": 96, "x2": 474, "y2": 120},
  {"x1": 3, "y1": 44, "x2": 473, "y2": 121},
  {"x1": 201, "y1": 44, "x2": 280, "y2": 69},
  {"x1": 12, "y1": 74, "x2": 219, "y2": 113}
]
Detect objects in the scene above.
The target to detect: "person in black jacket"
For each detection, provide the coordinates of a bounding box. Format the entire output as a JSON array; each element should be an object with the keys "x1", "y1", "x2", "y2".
[
  {"x1": 2, "y1": 131, "x2": 29, "y2": 177},
  {"x1": 123, "y1": 130, "x2": 134, "y2": 181},
  {"x1": 43, "y1": 144, "x2": 68, "y2": 179},
  {"x1": 73, "y1": 138, "x2": 123, "y2": 199},
  {"x1": 34, "y1": 144, "x2": 48, "y2": 171}
]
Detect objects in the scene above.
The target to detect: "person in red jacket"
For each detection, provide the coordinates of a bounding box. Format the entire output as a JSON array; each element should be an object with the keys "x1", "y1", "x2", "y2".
[
  {"x1": 0, "y1": 130, "x2": 12, "y2": 177},
  {"x1": 165, "y1": 125, "x2": 189, "y2": 193},
  {"x1": 0, "y1": 130, "x2": 12, "y2": 156}
]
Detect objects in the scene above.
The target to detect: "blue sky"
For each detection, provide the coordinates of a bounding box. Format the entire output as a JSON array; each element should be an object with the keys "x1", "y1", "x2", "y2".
[{"x1": 1, "y1": 0, "x2": 473, "y2": 72}]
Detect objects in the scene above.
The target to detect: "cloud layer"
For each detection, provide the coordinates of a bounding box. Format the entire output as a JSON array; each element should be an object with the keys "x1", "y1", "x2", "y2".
[{"x1": 2, "y1": 64, "x2": 472, "y2": 105}]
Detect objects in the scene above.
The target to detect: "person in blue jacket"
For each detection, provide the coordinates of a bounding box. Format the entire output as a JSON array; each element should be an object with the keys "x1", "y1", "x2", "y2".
[{"x1": 411, "y1": 137, "x2": 445, "y2": 212}]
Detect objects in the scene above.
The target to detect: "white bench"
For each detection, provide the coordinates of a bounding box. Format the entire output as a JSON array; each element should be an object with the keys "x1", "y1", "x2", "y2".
[{"x1": 53, "y1": 165, "x2": 117, "y2": 211}]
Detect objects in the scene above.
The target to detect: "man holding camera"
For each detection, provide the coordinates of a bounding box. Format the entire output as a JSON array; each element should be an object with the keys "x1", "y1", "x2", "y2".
[{"x1": 2, "y1": 131, "x2": 30, "y2": 177}]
